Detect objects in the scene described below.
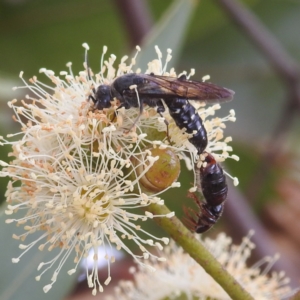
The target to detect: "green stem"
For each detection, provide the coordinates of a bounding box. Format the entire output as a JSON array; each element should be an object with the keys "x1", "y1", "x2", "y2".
[{"x1": 148, "y1": 203, "x2": 254, "y2": 300}]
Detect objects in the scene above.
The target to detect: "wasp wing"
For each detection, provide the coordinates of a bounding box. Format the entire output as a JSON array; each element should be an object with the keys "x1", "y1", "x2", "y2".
[{"x1": 132, "y1": 74, "x2": 234, "y2": 103}]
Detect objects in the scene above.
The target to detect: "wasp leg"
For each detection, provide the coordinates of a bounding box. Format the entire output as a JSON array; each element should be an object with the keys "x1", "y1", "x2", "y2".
[{"x1": 88, "y1": 94, "x2": 96, "y2": 104}]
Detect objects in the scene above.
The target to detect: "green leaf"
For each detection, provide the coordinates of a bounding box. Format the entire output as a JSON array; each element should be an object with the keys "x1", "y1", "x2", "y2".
[{"x1": 135, "y1": 0, "x2": 199, "y2": 70}]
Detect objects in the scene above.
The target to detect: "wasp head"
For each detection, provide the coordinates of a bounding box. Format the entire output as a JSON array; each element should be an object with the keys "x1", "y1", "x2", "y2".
[{"x1": 94, "y1": 85, "x2": 112, "y2": 110}]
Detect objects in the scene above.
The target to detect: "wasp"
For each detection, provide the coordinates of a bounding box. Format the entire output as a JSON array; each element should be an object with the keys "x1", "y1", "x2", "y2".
[
  {"x1": 91, "y1": 73, "x2": 234, "y2": 110},
  {"x1": 183, "y1": 153, "x2": 228, "y2": 233},
  {"x1": 88, "y1": 71, "x2": 234, "y2": 133}
]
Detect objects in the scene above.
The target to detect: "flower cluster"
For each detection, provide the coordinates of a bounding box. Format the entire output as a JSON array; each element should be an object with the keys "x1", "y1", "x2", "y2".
[
  {"x1": 106, "y1": 232, "x2": 292, "y2": 300},
  {"x1": 0, "y1": 44, "x2": 237, "y2": 294}
]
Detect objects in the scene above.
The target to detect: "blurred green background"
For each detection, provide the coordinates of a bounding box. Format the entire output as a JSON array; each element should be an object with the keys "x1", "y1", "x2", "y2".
[{"x1": 1, "y1": 0, "x2": 300, "y2": 299}]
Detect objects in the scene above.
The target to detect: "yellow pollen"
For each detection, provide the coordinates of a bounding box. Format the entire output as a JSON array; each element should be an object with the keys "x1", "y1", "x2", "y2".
[{"x1": 75, "y1": 186, "x2": 112, "y2": 224}]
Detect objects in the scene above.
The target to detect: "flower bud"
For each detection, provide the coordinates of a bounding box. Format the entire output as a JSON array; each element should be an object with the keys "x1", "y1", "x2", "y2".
[{"x1": 132, "y1": 147, "x2": 181, "y2": 193}]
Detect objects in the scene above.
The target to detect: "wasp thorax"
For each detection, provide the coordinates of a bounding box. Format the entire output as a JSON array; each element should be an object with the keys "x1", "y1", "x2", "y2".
[{"x1": 132, "y1": 147, "x2": 181, "y2": 193}]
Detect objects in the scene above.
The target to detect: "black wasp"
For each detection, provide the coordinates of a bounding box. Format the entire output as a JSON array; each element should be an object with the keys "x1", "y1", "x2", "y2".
[
  {"x1": 86, "y1": 54, "x2": 233, "y2": 233},
  {"x1": 90, "y1": 73, "x2": 234, "y2": 113},
  {"x1": 88, "y1": 70, "x2": 234, "y2": 150},
  {"x1": 183, "y1": 153, "x2": 228, "y2": 233}
]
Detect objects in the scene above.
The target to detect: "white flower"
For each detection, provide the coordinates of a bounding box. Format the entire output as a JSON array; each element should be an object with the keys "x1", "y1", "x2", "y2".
[
  {"x1": 1, "y1": 46, "x2": 178, "y2": 295},
  {"x1": 1, "y1": 43, "x2": 238, "y2": 295},
  {"x1": 106, "y1": 232, "x2": 293, "y2": 300}
]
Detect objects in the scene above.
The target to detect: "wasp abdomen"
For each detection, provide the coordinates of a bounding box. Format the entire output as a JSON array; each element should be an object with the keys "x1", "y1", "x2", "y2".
[
  {"x1": 199, "y1": 153, "x2": 228, "y2": 207},
  {"x1": 194, "y1": 203, "x2": 224, "y2": 233},
  {"x1": 200, "y1": 159, "x2": 228, "y2": 207},
  {"x1": 183, "y1": 153, "x2": 228, "y2": 233},
  {"x1": 166, "y1": 98, "x2": 208, "y2": 154}
]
